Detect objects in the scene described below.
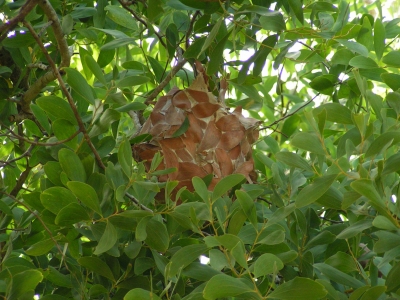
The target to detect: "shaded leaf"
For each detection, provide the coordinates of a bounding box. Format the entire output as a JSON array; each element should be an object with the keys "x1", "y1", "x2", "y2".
[{"x1": 296, "y1": 174, "x2": 337, "y2": 208}]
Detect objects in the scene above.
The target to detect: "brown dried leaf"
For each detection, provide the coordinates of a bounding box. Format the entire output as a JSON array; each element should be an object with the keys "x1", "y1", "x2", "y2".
[
  {"x1": 172, "y1": 91, "x2": 191, "y2": 109},
  {"x1": 192, "y1": 102, "x2": 220, "y2": 119},
  {"x1": 218, "y1": 130, "x2": 245, "y2": 151},
  {"x1": 216, "y1": 115, "x2": 244, "y2": 132},
  {"x1": 198, "y1": 121, "x2": 221, "y2": 152}
]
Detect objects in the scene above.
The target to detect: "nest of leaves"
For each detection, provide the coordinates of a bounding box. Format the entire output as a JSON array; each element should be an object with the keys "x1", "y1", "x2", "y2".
[{"x1": 133, "y1": 65, "x2": 260, "y2": 198}]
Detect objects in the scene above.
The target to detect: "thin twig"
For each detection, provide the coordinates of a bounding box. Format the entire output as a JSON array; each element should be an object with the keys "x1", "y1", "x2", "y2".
[
  {"x1": 23, "y1": 21, "x2": 105, "y2": 169},
  {"x1": 0, "y1": 139, "x2": 36, "y2": 168},
  {"x1": 117, "y1": 0, "x2": 167, "y2": 48},
  {"x1": 0, "y1": 0, "x2": 39, "y2": 43},
  {"x1": 186, "y1": 11, "x2": 201, "y2": 49},
  {"x1": 125, "y1": 192, "x2": 154, "y2": 212},
  {"x1": 145, "y1": 58, "x2": 188, "y2": 105},
  {"x1": 4, "y1": 125, "x2": 80, "y2": 146},
  {"x1": 12, "y1": 0, "x2": 71, "y2": 116},
  {"x1": 260, "y1": 93, "x2": 320, "y2": 130}
]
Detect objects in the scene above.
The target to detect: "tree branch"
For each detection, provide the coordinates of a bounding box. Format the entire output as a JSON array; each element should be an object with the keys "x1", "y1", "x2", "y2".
[
  {"x1": 117, "y1": 0, "x2": 167, "y2": 48},
  {"x1": 23, "y1": 21, "x2": 105, "y2": 169},
  {"x1": 0, "y1": 0, "x2": 39, "y2": 43},
  {"x1": 260, "y1": 93, "x2": 320, "y2": 130},
  {"x1": 145, "y1": 58, "x2": 188, "y2": 105},
  {"x1": 13, "y1": 0, "x2": 71, "y2": 116}
]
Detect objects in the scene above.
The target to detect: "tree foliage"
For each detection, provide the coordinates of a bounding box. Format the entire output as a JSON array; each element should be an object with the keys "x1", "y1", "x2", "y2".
[{"x1": 1, "y1": 0, "x2": 400, "y2": 299}]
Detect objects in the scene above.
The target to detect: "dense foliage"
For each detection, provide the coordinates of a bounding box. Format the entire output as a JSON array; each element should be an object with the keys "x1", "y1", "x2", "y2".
[{"x1": 1, "y1": 0, "x2": 400, "y2": 299}]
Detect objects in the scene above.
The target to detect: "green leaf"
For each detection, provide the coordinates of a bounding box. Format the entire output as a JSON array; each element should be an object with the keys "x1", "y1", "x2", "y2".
[
  {"x1": 349, "y1": 56, "x2": 379, "y2": 69},
  {"x1": 382, "y1": 152, "x2": 400, "y2": 175},
  {"x1": 94, "y1": 221, "x2": 118, "y2": 255},
  {"x1": 25, "y1": 238, "x2": 55, "y2": 256},
  {"x1": 117, "y1": 76, "x2": 150, "y2": 88},
  {"x1": 254, "y1": 253, "x2": 284, "y2": 278},
  {"x1": 78, "y1": 256, "x2": 115, "y2": 281},
  {"x1": 253, "y1": 35, "x2": 278, "y2": 76},
  {"x1": 58, "y1": 148, "x2": 87, "y2": 182},
  {"x1": 30, "y1": 104, "x2": 51, "y2": 134},
  {"x1": 169, "y1": 244, "x2": 208, "y2": 278},
  {"x1": 296, "y1": 174, "x2": 337, "y2": 208},
  {"x1": 386, "y1": 92, "x2": 400, "y2": 115},
  {"x1": 374, "y1": 18, "x2": 385, "y2": 61},
  {"x1": 314, "y1": 263, "x2": 364, "y2": 289},
  {"x1": 381, "y1": 73, "x2": 400, "y2": 91},
  {"x1": 145, "y1": 219, "x2": 169, "y2": 253},
  {"x1": 172, "y1": 116, "x2": 190, "y2": 137},
  {"x1": 259, "y1": 12, "x2": 286, "y2": 32},
  {"x1": 305, "y1": 231, "x2": 336, "y2": 249},
  {"x1": 325, "y1": 252, "x2": 358, "y2": 273},
  {"x1": 288, "y1": 0, "x2": 304, "y2": 24},
  {"x1": 41, "y1": 187, "x2": 78, "y2": 214},
  {"x1": 184, "y1": 37, "x2": 207, "y2": 59},
  {"x1": 85, "y1": 55, "x2": 107, "y2": 86},
  {"x1": 275, "y1": 152, "x2": 313, "y2": 172},
  {"x1": 118, "y1": 139, "x2": 132, "y2": 177},
  {"x1": 8, "y1": 270, "x2": 43, "y2": 300},
  {"x1": 55, "y1": 202, "x2": 91, "y2": 225},
  {"x1": 89, "y1": 108, "x2": 121, "y2": 137},
  {"x1": 203, "y1": 274, "x2": 256, "y2": 299},
  {"x1": 336, "y1": 219, "x2": 373, "y2": 240},
  {"x1": 67, "y1": 181, "x2": 102, "y2": 215},
  {"x1": 382, "y1": 51, "x2": 400, "y2": 68},
  {"x1": 64, "y1": 67, "x2": 95, "y2": 105},
  {"x1": 207, "y1": 30, "x2": 231, "y2": 76},
  {"x1": 373, "y1": 215, "x2": 399, "y2": 231},
  {"x1": 290, "y1": 132, "x2": 325, "y2": 155},
  {"x1": 365, "y1": 132, "x2": 400, "y2": 157},
  {"x1": 124, "y1": 288, "x2": 162, "y2": 300},
  {"x1": 52, "y1": 119, "x2": 78, "y2": 149},
  {"x1": 36, "y1": 96, "x2": 77, "y2": 125},
  {"x1": 266, "y1": 277, "x2": 327, "y2": 300},
  {"x1": 212, "y1": 174, "x2": 245, "y2": 201},
  {"x1": 236, "y1": 190, "x2": 257, "y2": 227},
  {"x1": 199, "y1": 17, "x2": 223, "y2": 55},
  {"x1": 105, "y1": 5, "x2": 138, "y2": 30},
  {"x1": 336, "y1": 39, "x2": 369, "y2": 56},
  {"x1": 386, "y1": 261, "x2": 400, "y2": 292},
  {"x1": 101, "y1": 37, "x2": 137, "y2": 50},
  {"x1": 192, "y1": 176, "x2": 209, "y2": 202}
]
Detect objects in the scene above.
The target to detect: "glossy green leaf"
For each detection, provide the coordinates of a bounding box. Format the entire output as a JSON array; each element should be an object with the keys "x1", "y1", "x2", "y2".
[
  {"x1": 254, "y1": 253, "x2": 284, "y2": 278},
  {"x1": 145, "y1": 219, "x2": 169, "y2": 253},
  {"x1": 55, "y1": 202, "x2": 91, "y2": 225},
  {"x1": 200, "y1": 17, "x2": 223, "y2": 55},
  {"x1": 374, "y1": 18, "x2": 385, "y2": 60},
  {"x1": 169, "y1": 244, "x2": 208, "y2": 278},
  {"x1": 36, "y1": 96, "x2": 77, "y2": 125},
  {"x1": 382, "y1": 152, "x2": 400, "y2": 175},
  {"x1": 267, "y1": 277, "x2": 327, "y2": 300},
  {"x1": 94, "y1": 221, "x2": 118, "y2": 255},
  {"x1": 117, "y1": 75, "x2": 150, "y2": 88},
  {"x1": 118, "y1": 139, "x2": 132, "y2": 177},
  {"x1": 64, "y1": 68, "x2": 95, "y2": 105},
  {"x1": 8, "y1": 270, "x2": 43, "y2": 300},
  {"x1": 78, "y1": 256, "x2": 115, "y2": 281},
  {"x1": 365, "y1": 132, "x2": 400, "y2": 157},
  {"x1": 85, "y1": 55, "x2": 107, "y2": 86},
  {"x1": 314, "y1": 263, "x2": 364, "y2": 289},
  {"x1": 25, "y1": 238, "x2": 55, "y2": 256},
  {"x1": 41, "y1": 187, "x2": 78, "y2": 214},
  {"x1": 296, "y1": 174, "x2": 337, "y2": 208},
  {"x1": 67, "y1": 181, "x2": 102, "y2": 215},
  {"x1": 58, "y1": 148, "x2": 87, "y2": 182},
  {"x1": 336, "y1": 39, "x2": 369, "y2": 56},
  {"x1": 381, "y1": 73, "x2": 400, "y2": 91},
  {"x1": 325, "y1": 252, "x2": 358, "y2": 273},
  {"x1": 124, "y1": 288, "x2": 162, "y2": 300},
  {"x1": 259, "y1": 12, "x2": 286, "y2": 32},
  {"x1": 275, "y1": 152, "x2": 313, "y2": 172},
  {"x1": 203, "y1": 274, "x2": 256, "y2": 299},
  {"x1": 52, "y1": 119, "x2": 78, "y2": 149},
  {"x1": 105, "y1": 5, "x2": 138, "y2": 30},
  {"x1": 236, "y1": 190, "x2": 257, "y2": 227},
  {"x1": 349, "y1": 56, "x2": 379, "y2": 69},
  {"x1": 288, "y1": 0, "x2": 304, "y2": 24},
  {"x1": 212, "y1": 174, "x2": 245, "y2": 201},
  {"x1": 290, "y1": 132, "x2": 325, "y2": 155},
  {"x1": 172, "y1": 116, "x2": 190, "y2": 137},
  {"x1": 336, "y1": 219, "x2": 373, "y2": 239}
]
